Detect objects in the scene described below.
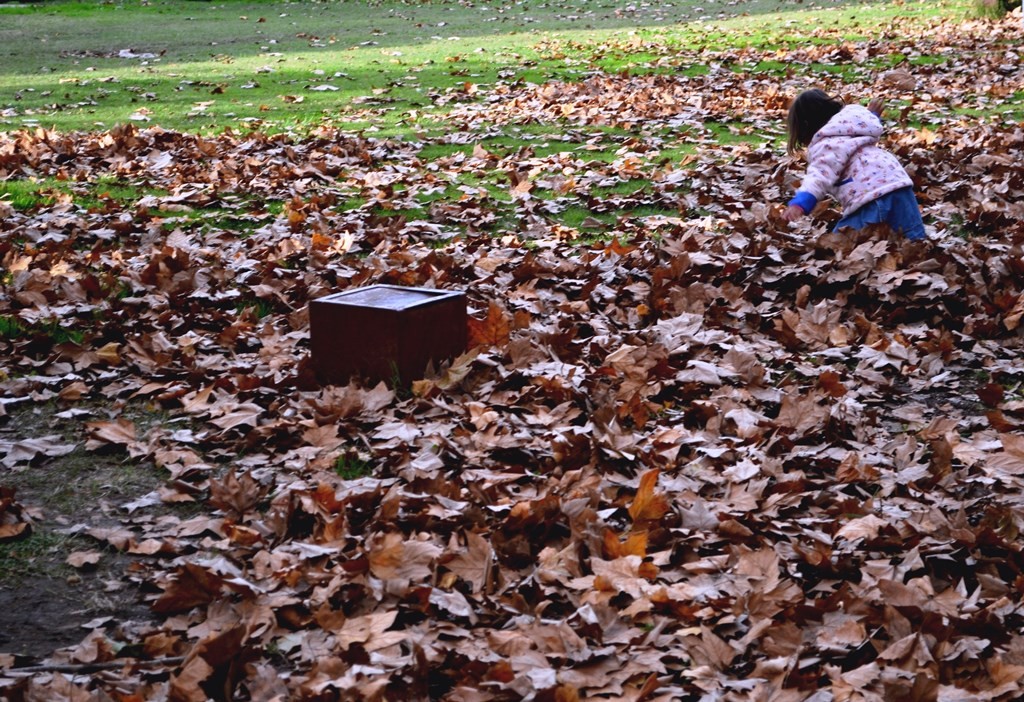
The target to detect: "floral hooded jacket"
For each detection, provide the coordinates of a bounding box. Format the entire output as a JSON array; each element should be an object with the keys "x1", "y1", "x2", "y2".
[{"x1": 789, "y1": 104, "x2": 914, "y2": 217}]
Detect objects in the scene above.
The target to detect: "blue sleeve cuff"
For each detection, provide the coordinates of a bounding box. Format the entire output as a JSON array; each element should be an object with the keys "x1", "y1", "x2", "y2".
[{"x1": 788, "y1": 191, "x2": 818, "y2": 214}]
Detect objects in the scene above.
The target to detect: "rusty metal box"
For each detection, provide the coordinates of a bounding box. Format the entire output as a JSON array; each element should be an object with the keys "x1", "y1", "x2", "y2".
[{"x1": 309, "y1": 285, "x2": 467, "y2": 385}]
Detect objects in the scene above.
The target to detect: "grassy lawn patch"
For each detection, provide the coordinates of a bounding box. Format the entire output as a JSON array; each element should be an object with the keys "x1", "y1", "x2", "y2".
[
  {"x1": 0, "y1": 178, "x2": 72, "y2": 210},
  {"x1": 1, "y1": 0, "x2": 998, "y2": 139}
]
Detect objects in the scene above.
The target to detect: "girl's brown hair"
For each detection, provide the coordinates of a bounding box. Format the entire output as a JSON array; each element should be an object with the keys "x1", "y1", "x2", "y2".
[{"x1": 786, "y1": 89, "x2": 844, "y2": 154}]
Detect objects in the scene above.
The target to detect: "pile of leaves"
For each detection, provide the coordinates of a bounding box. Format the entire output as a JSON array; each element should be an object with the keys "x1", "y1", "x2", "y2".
[
  {"x1": 449, "y1": 16, "x2": 1023, "y2": 132},
  {"x1": 1, "y1": 13, "x2": 1024, "y2": 702}
]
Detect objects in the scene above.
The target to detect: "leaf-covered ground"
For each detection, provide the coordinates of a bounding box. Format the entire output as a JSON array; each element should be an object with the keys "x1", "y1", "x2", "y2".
[{"x1": 2, "y1": 12, "x2": 1024, "y2": 702}]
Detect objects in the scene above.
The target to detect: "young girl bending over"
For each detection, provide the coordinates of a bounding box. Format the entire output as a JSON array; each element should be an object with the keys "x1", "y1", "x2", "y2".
[{"x1": 781, "y1": 89, "x2": 925, "y2": 241}]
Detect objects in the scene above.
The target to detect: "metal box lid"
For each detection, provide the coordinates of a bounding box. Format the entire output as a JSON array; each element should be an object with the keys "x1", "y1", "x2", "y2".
[{"x1": 313, "y1": 285, "x2": 463, "y2": 311}]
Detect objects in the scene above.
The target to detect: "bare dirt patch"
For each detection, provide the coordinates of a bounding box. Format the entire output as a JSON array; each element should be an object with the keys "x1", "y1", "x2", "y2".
[{"x1": 0, "y1": 403, "x2": 172, "y2": 661}]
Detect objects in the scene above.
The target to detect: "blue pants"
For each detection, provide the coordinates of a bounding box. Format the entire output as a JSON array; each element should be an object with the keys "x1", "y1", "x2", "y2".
[{"x1": 835, "y1": 187, "x2": 925, "y2": 240}]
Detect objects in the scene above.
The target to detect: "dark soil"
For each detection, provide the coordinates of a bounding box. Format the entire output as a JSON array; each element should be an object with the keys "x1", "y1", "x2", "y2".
[
  {"x1": 0, "y1": 574, "x2": 150, "y2": 660},
  {"x1": 0, "y1": 403, "x2": 170, "y2": 662}
]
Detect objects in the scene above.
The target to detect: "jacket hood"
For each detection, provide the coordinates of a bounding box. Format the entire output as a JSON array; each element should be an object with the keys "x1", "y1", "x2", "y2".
[{"x1": 811, "y1": 104, "x2": 883, "y2": 144}]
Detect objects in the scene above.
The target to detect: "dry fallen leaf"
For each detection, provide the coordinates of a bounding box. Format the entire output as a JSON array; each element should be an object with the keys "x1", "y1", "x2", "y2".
[
  {"x1": 628, "y1": 469, "x2": 671, "y2": 523},
  {"x1": 467, "y1": 300, "x2": 511, "y2": 349},
  {"x1": 66, "y1": 550, "x2": 103, "y2": 569}
]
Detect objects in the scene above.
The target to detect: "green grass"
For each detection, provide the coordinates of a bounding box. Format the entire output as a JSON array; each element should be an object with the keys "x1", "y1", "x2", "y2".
[
  {"x1": 557, "y1": 204, "x2": 609, "y2": 229},
  {"x1": 417, "y1": 143, "x2": 470, "y2": 161},
  {"x1": 0, "y1": 0, "x2": 979, "y2": 138},
  {"x1": 0, "y1": 315, "x2": 84, "y2": 345},
  {"x1": 374, "y1": 206, "x2": 431, "y2": 220},
  {"x1": 236, "y1": 299, "x2": 276, "y2": 319},
  {"x1": 39, "y1": 320, "x2": 85, "y2": 345},
  {"x1": 413, "y1": 124, "x2": 630, "y2": 162},
  {"x1": 334, "y1": 453, "x2": 374, "y2": 480},
  {"x1": 0, "y1": 315, "x2": 26, "y2": 339},
  {"x1": 157, "y1": 204, "x2": 273, "y2": 235},
  {"x1": 590, "y1": 182, "x2": 651, "y2": 198},
  {"x1": 555, "y1": 202, "x2": 681, "y2": 230},
  {"x1": 0, "y1": 529, "x2": 74, "y2": 583},
  {"x1": 0, "y1": 176, "x2": 164, "y2": 211},
  {"x1": 705, "y1": 121, "x2": 769, "y2": 145},
  {"x1": 87, "y1": 176, "x2": 165, "y2": 205},
  {"x1": 0, "y1": 178, "x2": 72, "y2": 210}
]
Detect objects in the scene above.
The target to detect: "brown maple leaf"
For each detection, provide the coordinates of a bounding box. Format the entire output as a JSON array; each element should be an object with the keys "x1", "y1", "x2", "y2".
[
  {"x1": 208, "y1": 470, "x2": 265, "y2": 518},
  {"x1": 603, "y1": 527, "x2": 648, "y2": 559},
  {"x1": 977, "y1": 382, "x2": 1005, "y2": 408},
  {"x1": 628, "y1": 469, "x2": 671, "y2": 523},
  {"x1": 467, "y1": 300, "x2": 511, "y2": 349},
  {"x1": 152, "y1": 563, "x2": 226, "y2": 614}
]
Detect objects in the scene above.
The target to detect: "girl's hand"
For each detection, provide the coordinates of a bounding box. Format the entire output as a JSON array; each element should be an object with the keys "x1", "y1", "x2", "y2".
[
  {"x1": 782, "y1": 205, "x2": 805, "y2": 222},
  {"x1": 867, "y1": 98, "x2": 884, "y2": 117}
]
